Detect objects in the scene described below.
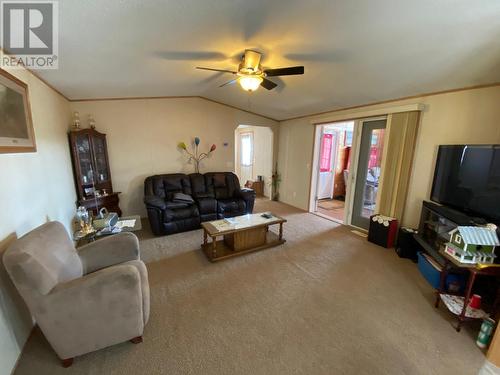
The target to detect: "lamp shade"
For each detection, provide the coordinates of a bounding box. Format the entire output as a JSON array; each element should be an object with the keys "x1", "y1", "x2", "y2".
[{"x1": 238, "y1": 76, "x2": 263, "y2": 92}]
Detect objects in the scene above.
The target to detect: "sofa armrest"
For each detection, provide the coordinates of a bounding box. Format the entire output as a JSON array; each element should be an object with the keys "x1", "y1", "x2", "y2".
[
  {"x1": 41, "y1": 265, "x2": 144, "y2": 359},
  {"x1": 238, "y1": 188, "x2": 256, "y2": 213},
  {"x1": 239, "y1": 188, "x2": 256, "y2": 201},
  {"x1": 78, "y1": 232, "x2": 140, "y2": 274},
  {"x1": 144, "y1": 195, "x2": 167, "y2": 210}
]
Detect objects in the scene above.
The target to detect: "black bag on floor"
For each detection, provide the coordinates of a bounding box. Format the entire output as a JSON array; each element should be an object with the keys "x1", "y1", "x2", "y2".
[{"x1": 395, "y1": 227, "x2": 419, "y2": 262}]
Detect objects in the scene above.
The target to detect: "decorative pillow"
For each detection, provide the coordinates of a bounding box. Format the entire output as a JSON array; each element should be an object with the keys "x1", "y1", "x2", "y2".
[{"x1": 172, "y1": 192, "x2": 194, "y2": 204}]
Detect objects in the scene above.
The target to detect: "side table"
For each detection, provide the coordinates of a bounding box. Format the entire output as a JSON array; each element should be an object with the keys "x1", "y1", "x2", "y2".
[
  {"x1": 435, "y1": 250, "x2": 500, "y2": 332},
  {"x1": 74, "y1": 215, "x2": 142, "y2": 247}
]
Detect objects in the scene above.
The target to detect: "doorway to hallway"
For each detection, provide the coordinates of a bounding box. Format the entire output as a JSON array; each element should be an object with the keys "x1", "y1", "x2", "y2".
[{"x1": 234, "y1": 125, "x2": 273, "y2": 199}]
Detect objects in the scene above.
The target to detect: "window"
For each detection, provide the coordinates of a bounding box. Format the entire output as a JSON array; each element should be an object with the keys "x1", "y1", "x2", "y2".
[
  {"x1": 320, "y1": 133, "x2": 333, "y2": 172},
  {"x1": 240, "y1": 132, "x2": 253, "y2": 167},
  {"x1": 344, "y1": 130, "x2": 353, "y2": 146},
  {"x1": 455, "y1": 234, "x2": 462, "y2": 245}
]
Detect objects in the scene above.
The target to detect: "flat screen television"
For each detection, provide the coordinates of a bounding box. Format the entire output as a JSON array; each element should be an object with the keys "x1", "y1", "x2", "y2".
[{"x1": 431, "y1": 145, "x2": 500, "y2": 223}]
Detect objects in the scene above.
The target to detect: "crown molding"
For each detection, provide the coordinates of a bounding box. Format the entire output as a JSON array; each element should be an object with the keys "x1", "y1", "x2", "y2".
[
  {"x1": 0, "y1": 48, "x2": 70, "y2": 101},
  {"x1": 69, "y1": 95, "x2": 279, "y2": 122},
  {"x1": 69, "y1": 95, "x2": 194, "y2": 102}
]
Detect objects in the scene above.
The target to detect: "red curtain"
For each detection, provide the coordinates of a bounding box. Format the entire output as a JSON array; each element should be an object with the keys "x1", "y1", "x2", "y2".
[{"x1": 320, "y1": 134, "x2": 333, "y2": 172}]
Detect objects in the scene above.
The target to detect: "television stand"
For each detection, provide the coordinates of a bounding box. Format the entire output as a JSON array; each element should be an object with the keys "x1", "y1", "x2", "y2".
[
  {"x1": 415, "y1": 200, "x2": 500, "y2": 331},
  {"x1": 414, "y1": 201, "x2": 468, "y2": 266}
]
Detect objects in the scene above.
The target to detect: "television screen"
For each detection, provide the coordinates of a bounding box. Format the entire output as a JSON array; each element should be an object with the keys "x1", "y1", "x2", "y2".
[{"x1": 431, "y1": 145, "x2": 500, "y2": 223}]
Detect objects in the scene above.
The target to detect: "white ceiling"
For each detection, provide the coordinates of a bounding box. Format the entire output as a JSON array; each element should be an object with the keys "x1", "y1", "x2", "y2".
[{"x1": 34, "y1": 0, "x2": 500, "y2": 120}]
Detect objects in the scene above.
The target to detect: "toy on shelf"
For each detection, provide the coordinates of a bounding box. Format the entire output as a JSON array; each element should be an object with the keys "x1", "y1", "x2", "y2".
[{"x1": 444, "y1": 226, "x2": 499, "y2": 264}]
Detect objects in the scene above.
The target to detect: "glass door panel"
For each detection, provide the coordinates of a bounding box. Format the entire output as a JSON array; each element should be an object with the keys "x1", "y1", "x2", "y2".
[
  {"x1": 75, "y1": 133, "x2": 94, "y2": 185},
  {"x1": 351, "y1": 119, "x2": 386, "y2": 229},
  {"x1": 91, "y1": 135, "x2": 109, "y2": 183}
]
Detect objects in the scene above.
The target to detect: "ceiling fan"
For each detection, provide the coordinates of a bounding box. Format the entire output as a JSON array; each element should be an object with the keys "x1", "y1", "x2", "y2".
[{"x1": 196, "y1": 49, "x2": 304, "y2": 92}]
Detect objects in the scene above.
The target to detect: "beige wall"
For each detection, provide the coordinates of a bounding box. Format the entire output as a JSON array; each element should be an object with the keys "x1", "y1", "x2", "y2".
[
  {"x1": 70, "y1": 98, "x2": 278, "y2": 217},
  {"x1": 278, "y1": 86, "x2": 500, "y2": 227},
  {"x1": 235, "y1": 126, "x2": 274, "y2": 197},
  {"x1": 0, "y1": 69, "x2": 74, "y2": 375}
]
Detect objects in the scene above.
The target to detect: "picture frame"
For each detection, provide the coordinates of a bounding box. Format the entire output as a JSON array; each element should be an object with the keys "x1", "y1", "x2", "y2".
[{"x1": 0, "y1": 69, "x2": 36, "y2": 153}]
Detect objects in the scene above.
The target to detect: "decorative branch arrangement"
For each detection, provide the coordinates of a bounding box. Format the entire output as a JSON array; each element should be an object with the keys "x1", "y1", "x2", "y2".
[{"x1": 178, "y1": 137, "x2": 216, "y2": 173}]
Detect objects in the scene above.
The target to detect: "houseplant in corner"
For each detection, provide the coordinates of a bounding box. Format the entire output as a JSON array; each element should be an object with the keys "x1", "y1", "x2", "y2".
[
  {"x1": 178, "y1": 137, "x2": 216, "y2": 173},
  {"x1": 271, "y1": 163, "x2": 281, "y2": 201}
]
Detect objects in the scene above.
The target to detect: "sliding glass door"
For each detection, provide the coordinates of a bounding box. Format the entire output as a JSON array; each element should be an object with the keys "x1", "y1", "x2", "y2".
[{"x1": 350, "y1": 119, "x2": 386, "y2": 229}]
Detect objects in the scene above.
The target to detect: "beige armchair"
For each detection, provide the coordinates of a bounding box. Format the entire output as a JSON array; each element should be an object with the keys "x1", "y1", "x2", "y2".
[{"x1": 3, "y1": 221, "x2": 150, "y2": 367}]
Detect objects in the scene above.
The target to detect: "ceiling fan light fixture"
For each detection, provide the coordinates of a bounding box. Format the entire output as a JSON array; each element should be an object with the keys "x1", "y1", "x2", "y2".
[{"x1": 238, "y1": 75, "x2": 263, "y2": 92}]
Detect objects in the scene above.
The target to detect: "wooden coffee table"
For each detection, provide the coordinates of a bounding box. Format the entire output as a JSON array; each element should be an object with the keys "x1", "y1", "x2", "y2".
[{"x1": 201, "y1": 213, "x2": 286, "y2": 262}]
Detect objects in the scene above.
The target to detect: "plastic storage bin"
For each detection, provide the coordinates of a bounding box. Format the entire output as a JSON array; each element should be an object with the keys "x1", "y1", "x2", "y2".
[{"x1": 417, "y1": 252, "x2": 464, "y2": 292}]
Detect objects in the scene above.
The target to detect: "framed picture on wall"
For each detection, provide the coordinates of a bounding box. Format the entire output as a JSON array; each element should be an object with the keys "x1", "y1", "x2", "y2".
[{"x1": 0, "y1": 69, "x2": 35, "y2": 153}]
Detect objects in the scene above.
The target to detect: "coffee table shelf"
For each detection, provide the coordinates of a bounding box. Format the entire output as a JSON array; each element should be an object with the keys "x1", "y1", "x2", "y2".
[
  {"x1": 202, "y1": 231, "x2": 285, "y2": 262},
  {"x1": 201, "y1": 213, "x2": 286, "y2": 262}
]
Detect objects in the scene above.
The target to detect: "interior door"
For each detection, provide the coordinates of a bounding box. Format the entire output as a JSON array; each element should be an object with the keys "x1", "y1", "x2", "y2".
[
  {"x1": 351, "y1": 119, "x2": 386, "y2": 229},
  {"x1": 317, "y1": 131, "x2": 337, "y2": 200}
]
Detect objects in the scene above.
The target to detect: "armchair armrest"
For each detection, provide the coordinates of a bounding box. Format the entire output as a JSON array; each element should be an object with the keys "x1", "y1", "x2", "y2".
[
  {"x1": 41, "y1": 265, "x2": 144, "y2": 359},
  {"x1": 144, "y1": 195, "x2": 167, "y2": 210},
  {"x1": 78, "y1": 232, "x2": 139, "y2": 274}
]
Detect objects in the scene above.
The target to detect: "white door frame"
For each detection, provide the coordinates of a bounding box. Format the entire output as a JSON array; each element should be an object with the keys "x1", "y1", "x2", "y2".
[
  {"x1": 236, "y1": 130, "x2": 254, "y2": 185},
  {"x1": 346, "y1": 116, "x2": 387, "y2": 230},
  {"x1": 309, "y1": 121, "x2": 358, "y2": 224},
  {"x1": 309, "y1": 117, "x2": 386, "y2": 227}
]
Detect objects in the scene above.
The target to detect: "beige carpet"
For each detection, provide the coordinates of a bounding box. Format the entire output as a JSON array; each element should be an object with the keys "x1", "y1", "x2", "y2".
[{"x1": 14, "y1": 200, "x2": 485, "y2": 375}]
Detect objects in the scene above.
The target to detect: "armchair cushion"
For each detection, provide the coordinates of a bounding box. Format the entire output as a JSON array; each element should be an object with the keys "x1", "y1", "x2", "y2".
[
  {"x1": 78, "y1": 232, "x2": 140, "y2": 274},
  {"x1": 41, "y1": 264, "x2": 145, "y2": 359},
  {"x1": 3, "y1": 221, "x2": 82, "y2": 295}
]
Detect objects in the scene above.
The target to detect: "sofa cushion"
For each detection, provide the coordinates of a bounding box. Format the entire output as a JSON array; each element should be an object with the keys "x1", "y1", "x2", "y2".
[
  {"x1": 165, "y1": 201, "x2": 190, "y2": 209},
  {"x1": 189, "y1": 173, "x2": 214, "y2": 198},
  {"x1": 163, "y1": 205, "x2": 199, "y2": 222},
  {"x1": 197, "y1": 197, "x2": 217, "y2": 214},
  {"x1": 214, "y1": 173, "x2": 226, "y2": 187},
  {"x1": 162, "y1": 174, "x2": 192, "y2": 201}
]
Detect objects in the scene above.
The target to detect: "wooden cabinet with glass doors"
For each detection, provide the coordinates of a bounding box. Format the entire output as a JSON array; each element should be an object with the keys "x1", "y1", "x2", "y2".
[{"x1": 69, "y1": 129, "x2": 122, "y2": 216}]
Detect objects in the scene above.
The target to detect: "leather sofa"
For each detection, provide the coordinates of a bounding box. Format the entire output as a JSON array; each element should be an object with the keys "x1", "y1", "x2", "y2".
[{"x1": 144, "y1": 172, "x2": 256, "y2": 235}]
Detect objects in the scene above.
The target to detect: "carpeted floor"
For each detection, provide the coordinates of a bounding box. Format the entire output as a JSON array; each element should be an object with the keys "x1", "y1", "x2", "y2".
[{"x1": 14, "y1": 200, "x2": 485, "y2": 375}]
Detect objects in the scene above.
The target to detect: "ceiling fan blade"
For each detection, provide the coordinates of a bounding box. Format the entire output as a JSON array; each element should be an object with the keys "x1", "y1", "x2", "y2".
[
  {"x1": 196, "y1": 67, "x2": 237, "y2": 74},
  {"x1": 264, "y1": 66, "x2": 304, "y2": 77},
  {"x1": 243, "y1": 49, "x2": 262, "y2": 71},
  {"x1": 156, "y1": 51, "x2": 227, "y2": 61},
  {"x1": 219, "y1": 79, "x2": 238, "y2": 88},
  {"x1": 260, "y1": 78, "x2": 277, "y2": 90}
]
